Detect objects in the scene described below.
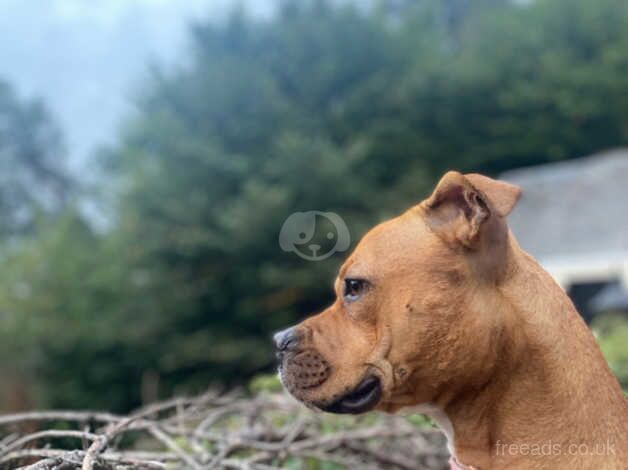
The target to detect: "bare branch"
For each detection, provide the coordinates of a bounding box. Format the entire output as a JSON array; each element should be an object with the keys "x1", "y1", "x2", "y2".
[
  {"x1": 0, "y1": 430, "x2": 98, "y2": 460},
  {"x1": 0, "y1": 390, "x2": 448, "y2": 470}
]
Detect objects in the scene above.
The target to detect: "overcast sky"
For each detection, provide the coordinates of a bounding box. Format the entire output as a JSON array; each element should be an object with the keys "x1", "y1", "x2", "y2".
[{"x1": 0, "y1": 0, "x2": 274, "y2": 169}]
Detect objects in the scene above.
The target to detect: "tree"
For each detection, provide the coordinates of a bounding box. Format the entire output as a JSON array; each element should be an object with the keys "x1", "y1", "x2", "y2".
[
  {"x1": 101, "y1": 2, "x2": 404, "y2": 405},
  {"x1": 3, "y1": 0, "x2": 628, "y2": 410},
  {"x1": 0, "y1": 80, "x2": 71, "y2": 237},
  {"x1": 0, "y1": 79, "x2": 75, "y2": 410}
]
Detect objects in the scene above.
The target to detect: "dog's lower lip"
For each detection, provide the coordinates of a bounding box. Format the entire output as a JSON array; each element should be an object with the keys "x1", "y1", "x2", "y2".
[{"x1": 321, "y1": 375, "x2": 381, "y2": 414}]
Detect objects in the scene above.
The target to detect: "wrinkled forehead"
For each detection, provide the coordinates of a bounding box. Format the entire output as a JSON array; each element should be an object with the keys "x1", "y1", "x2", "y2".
[{"x1": 340, "y1": 209, "x2": 438, "y2": 279}]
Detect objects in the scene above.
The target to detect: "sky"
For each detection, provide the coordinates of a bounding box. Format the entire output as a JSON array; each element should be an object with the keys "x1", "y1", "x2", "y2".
[{"x1": 0, "y1": 0, "x2": 274, "y2": 169}]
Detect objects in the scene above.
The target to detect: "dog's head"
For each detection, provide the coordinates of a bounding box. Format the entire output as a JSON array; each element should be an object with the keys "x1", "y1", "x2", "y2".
[{"x1": 275, "y1": 172, "x2": 521, "y2": 414}]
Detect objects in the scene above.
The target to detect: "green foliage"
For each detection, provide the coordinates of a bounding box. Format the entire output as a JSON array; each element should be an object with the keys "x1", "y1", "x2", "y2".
[
  {"x1": 2, "y1": 0, "x2": 628, "y2": 410},
  {"x1": 249, "y1": 374, "x2": 283, "y2": 394},
  {"x1": 0, "y1": 215, "x2": 142, "y2": 410},
  {"x1": 592, "y1": 312, "x2": 628, "y2": 390}
]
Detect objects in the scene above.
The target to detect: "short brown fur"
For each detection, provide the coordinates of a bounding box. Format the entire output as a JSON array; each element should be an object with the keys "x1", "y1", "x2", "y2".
[{"x1": 278, "y1": 171, "x2": 628, "y2": 469}]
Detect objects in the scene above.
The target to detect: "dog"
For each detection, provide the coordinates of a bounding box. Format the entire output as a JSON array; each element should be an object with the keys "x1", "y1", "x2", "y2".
[{"x1": 274, "y1": 171, "x2": 628, "y2": 469}]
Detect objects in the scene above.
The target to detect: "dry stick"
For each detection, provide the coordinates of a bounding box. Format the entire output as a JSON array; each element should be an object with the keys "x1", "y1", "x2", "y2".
[
  {"x1": 81, "y1": 415, "x2": 148, "y2": 470},
  {"x1": 0, "y1": 412, "x2": 178, "y2": 447},
  {"x1": 247, "y1": 451, "x2": 285, "y2": 469},
  {"x1": 0, "y1": 391, "x2": 447, "y2": 470},
  {"x1": 15, "y1": 450, "x2": 84, "y2": 470},
  {"x1": 220, "y1": 458, "x2": 281, "y2": 470},
  {"x1": 15, "y1": 456, "x2": 66, "y2": 470},
  {"x1": 183, "y1": 434, "x2": 211, "y2": 465},
  {"x1": 0, "y1": 429, "x2": 99, "y2": 459},
  {"x1": 5, "y1": 449, "x2": 172, "y2": 469},
  {"x1": 0, "y1": 411, "x2": 122, "y2": 427},
  {"x1": 186, "y1": 416, "x2": 421, "y2": 467},
  {"x1": 147, "y1": 425, "x2": 203, "y2": 470},
  {"x1": 173, "y1": 401, "x2": 211, "y2": 462},
  {"x1": 343, "y1": 441, "x2": 419, "y2": 470},
  {"x1": 288, "y1": 425, "x2": 416, "y2": 452},
  {"x1": 292, "y1": 449, "x2": 370, "y2": 469},
  {"x1": 280, "y1": 417, "x2": 307, "y2": 445},
  {"x1": 195, "y1": 424, "x2": 419, "y2": 468},
  {"x1": 196, "y1": 403, "x2": 246, "y2": 432},
  {"x1": 81, "y1": 395, "x2": 212, "y2": 470},
  {"x1": 206, "y1": 443, "x2": 236, "y2": 470},
  {"x1": 185, "y1": 424, "x2": 415, "y2": 455},
  {"x1": 0, "y1": 409, "x2": 177, "y2": 436}
]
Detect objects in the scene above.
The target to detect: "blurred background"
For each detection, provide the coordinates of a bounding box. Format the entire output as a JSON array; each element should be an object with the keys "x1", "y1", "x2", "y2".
[{"x1": 0, "y1": 0, "x2": 627, "y2": 414}]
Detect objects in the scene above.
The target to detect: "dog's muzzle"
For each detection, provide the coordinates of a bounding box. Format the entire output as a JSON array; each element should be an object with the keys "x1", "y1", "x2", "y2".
[
  {"x1": 280, "y1": 349, "x2": 331, "y2": 390},
  {"x1": 274, "y1": 326, "x2": 332, "y2": 391},
  {"x1": 274, "y1": 327, "x2": 383, "y2": 413}
]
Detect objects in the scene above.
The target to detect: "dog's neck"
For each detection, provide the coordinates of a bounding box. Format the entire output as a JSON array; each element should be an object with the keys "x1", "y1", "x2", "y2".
[{"x1": 435, "y1": 243, "x2": 628, "y2": 469}]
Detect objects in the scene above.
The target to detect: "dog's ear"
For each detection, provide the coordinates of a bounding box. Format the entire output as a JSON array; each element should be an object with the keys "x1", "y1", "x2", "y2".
[
  {"x1": 464, "y1": 173, "x2": 521, "y2": 217},
  {"x1": 422, "y1": 171, "x2": 521, "y2": 249}
]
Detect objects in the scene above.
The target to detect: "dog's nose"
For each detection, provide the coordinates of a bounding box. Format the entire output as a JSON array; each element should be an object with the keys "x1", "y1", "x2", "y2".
[
  {"x1": 274, "y1": 327, "x2": 300, "y2": 352},
  {"x1": 308, "y1": 244, "x2": 321, "y2": 254}
]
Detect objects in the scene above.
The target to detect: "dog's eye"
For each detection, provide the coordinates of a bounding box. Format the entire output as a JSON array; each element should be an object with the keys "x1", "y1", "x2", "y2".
[{"x1": 344, "y1": 279, "x2": 367, "y2": 302}]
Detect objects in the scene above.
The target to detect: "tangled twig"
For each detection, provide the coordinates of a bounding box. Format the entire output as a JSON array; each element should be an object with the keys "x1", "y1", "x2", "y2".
[{"x1": 0, "y1": 391, "x2": 448, "y2": 469}]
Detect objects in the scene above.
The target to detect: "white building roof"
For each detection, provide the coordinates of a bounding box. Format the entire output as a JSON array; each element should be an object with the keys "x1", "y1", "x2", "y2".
[{"x1": 501, "y1": 149, "x2": 628, "y2": 288}]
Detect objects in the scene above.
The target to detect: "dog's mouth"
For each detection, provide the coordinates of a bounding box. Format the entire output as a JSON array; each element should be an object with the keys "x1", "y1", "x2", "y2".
[{"x1": 320, "y1": 375, "x2": 382, "y2": 414}]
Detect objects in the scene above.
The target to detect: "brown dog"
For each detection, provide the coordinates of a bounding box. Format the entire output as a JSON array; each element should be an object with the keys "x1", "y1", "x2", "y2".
[{"x1": 274, "y1": 171, "x2": 628, "y2": 469}]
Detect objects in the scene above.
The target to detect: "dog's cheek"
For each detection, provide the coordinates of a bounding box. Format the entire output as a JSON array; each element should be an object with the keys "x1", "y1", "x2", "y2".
[{"x1": 346, "y1": 297, "x2": 379, "y2": 326}]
